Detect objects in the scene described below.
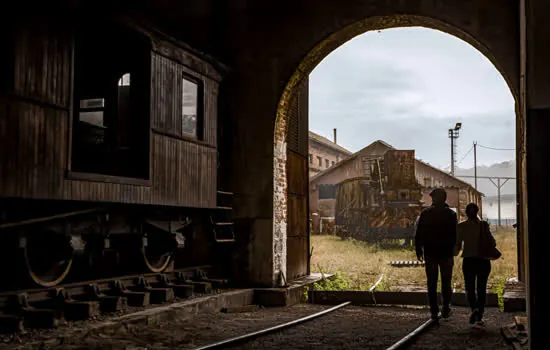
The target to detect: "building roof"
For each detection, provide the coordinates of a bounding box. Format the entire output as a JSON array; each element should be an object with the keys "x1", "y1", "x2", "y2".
[
  {"x1": 309, "y1": 131, "x2": 353, "y2": 156},
  {"x1": 310, "y1": 140, "x2": 483, "y2": 195}
]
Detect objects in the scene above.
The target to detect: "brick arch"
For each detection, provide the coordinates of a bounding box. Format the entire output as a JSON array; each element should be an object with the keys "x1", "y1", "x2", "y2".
[{"x1": 273, "y1": 14, "x2": 519, "y2": 283}]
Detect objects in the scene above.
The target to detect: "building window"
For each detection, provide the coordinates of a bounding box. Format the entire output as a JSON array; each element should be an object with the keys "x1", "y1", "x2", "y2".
[
  {"x1": 318, "y1": 184, "x2": 338, "y2": 199},
  {"x1": 318, "y1": 156, "x2": 322, "y2": 167},
  {"x1": 71, "y1": 22, "x2": 151, "y2": 179},
  {"x1": 325, "y1": 159, "x2": 330, "y2": 168},
  {"x1": 332, "y1": 161, "x2": 335, "y2": 166},
  {"x1": 424, "y1": 177, "x2": 431, "y2": 187},
  {"x1": 309, "y1": 154, "x2": 313, "y2": 164},
  {"x1": 182, "y1": 77, "x2": 200, "y2": 138}
]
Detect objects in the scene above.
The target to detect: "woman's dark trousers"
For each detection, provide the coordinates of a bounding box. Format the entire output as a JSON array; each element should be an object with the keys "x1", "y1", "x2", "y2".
[{"x1": 462, "y1": 257, "x2": 491, "y2": 317}]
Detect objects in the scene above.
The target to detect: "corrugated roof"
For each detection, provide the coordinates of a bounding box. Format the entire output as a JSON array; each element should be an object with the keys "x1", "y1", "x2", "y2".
[
  {"x1": 310, "y1": 140, "x2": 483, "y2": 195},
  {"x1": 309, "y1": 131, "x2": 353, "y2": 155}
]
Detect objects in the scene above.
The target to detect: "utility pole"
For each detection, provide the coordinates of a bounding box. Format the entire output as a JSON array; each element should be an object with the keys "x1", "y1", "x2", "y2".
[
  {"x1": 474, "y1": 141, "x2": 477, "y2": 191},
  {"x1": 457, "y1": 175, "x2": 514, "y2": 230},
  {"x1": 488, "y1": 177, "x2": 509, "y2": 230},
  {"x1": 448, "y1": 123, "x2": 462, "y2": 176}
]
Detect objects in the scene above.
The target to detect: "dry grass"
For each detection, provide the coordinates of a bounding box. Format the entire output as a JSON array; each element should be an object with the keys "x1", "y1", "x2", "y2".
[{"x1": 310, "y1": 227, "x2": 518, "y2": 294}]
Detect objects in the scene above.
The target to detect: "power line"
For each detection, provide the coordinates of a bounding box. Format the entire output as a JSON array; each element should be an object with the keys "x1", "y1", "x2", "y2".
[
  {"x1": 456, "y1": 145, "x2": 474, "y2": 166},
  {"x1": 477, "y1": 144, "x2": 515, "y2": 151}
]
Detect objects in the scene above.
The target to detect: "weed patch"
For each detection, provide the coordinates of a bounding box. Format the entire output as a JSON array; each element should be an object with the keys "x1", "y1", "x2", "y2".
[{"x1": 311, "y1": 229, "x2": 517, "y2": 295}]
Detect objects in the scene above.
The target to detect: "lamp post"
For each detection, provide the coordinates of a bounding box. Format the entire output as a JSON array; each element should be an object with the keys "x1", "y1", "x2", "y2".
[{"x1": 448, "y1": 122, "x2": 462, "y2": 176}]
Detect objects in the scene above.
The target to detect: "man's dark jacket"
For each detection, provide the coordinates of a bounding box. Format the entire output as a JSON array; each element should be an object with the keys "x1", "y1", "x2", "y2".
[{"x1": 415, "y1": 204, "x2": 458, "y2": 258}]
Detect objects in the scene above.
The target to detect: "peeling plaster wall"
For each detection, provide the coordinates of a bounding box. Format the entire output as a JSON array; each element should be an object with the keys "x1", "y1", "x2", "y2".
[{"x1": 273, "y1": 139, "x2": 287, "y2": 285}]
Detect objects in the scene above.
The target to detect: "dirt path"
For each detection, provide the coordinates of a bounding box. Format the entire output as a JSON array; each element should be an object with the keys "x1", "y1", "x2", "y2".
[{"x1": 0, "y1": 304, "x2": 523, "y2": 350}]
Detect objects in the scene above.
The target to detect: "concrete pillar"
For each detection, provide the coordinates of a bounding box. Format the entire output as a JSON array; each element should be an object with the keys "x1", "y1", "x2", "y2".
[{"x1": 523, "y1": 0, "x2": 550, "y2": 347}]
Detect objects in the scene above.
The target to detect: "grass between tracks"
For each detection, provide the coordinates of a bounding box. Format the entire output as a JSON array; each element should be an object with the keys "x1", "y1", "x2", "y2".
[{"x1": 310, "y1": 228, "x2": 517, "y2": 305}]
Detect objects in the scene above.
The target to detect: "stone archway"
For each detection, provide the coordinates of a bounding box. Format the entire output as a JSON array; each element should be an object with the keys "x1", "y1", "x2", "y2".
[{"x1": 273, "y1": 14, "x2": 522, "y2": 284}]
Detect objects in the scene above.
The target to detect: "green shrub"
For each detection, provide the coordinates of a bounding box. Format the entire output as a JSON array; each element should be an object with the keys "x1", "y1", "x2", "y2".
[{"x1": 313, "y1": 272, "x2": 351, "y2": 291}]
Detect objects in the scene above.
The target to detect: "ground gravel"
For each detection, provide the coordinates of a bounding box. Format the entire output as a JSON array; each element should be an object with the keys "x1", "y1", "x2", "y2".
[{"x1": 0, "y1": 303, "x2": 524, "y2": 349}]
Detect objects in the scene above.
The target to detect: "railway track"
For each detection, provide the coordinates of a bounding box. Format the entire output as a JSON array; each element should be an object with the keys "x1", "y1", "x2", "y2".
[
  {"x1": 192, "y1": 301, "x2": 438, "y2": 350},
  {"x1": 0, "y1": 265, "x2": 228, "y2": 333},
  {"x1": 193, "y1": 274, "x2": 437, "y2": 350},
  {"x1": 0, "y1": 269, "x2": 439, "y2": 349}
]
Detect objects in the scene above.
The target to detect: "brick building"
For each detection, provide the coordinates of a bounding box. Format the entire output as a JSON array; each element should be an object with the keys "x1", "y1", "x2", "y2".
[
  {"x1": 309, "y1": 140, "x2": 483, "y2": 234},
  {"x1": 308, "y1": 130, "x2": 352, "y2": 178}
]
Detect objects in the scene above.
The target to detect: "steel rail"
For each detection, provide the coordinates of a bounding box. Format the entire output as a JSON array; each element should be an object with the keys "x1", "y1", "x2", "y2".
[
  {"x1": 0, "y1": 265, "x2": 213, "y2": 300},
  {"x1": 370, "y1": 274, "x2": 384, "y2": 292},
  {"x1": 385, "y1": 317, "x2": 438, "y2": 350},
  {"x1": 0, "y1": 207, "x2": 106, "y2": 230},
  {"x1": 193, "y1": 301, "x2": 352, "y2": 350}
]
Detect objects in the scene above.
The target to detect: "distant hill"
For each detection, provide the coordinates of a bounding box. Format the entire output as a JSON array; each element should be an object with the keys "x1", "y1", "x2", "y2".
[
  {"x1": 454, "y1": 160, "x2": 516, "y2": 196},
  {"x1": 484, "y1": 193, "x2": 516, "y2": 201}
]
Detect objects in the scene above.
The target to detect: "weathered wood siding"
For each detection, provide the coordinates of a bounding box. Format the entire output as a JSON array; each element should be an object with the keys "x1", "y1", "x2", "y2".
[
  {"x1": 286, "y1": 78, "x2": 309, "y2": 280},
  {"x1": 150, "y1": 51, "x2": 218, "y2": 207},
  {"x1": 0, "y1": 19, "x2": 218, "y2": 208}
]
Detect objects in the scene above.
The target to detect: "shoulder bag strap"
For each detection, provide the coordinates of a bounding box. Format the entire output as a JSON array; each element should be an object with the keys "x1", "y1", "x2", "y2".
[{"x1": 478, "y1": 220, "x2": 486, "y2": 257}]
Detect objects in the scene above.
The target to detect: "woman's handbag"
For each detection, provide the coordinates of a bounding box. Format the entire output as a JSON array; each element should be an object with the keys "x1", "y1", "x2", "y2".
[{"x1": 479, "y1": 221, "x2": 502, "y2": 260}]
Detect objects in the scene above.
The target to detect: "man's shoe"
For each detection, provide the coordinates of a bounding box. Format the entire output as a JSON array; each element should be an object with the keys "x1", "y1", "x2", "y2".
[
  {"x1": 441, "y1": 307, "x2": 453, "y2": 319},
  {"x1": 430, "y1": 312, "x2": 440, "y2": 320},
  {"x1": 469, "y1": 309, "x2": 479, "y2": 325}
]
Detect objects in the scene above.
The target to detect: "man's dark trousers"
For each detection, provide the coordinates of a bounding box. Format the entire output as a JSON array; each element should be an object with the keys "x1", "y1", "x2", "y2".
[{"x1": 424, "y1": 255, "x2": 454, "y2": 315}]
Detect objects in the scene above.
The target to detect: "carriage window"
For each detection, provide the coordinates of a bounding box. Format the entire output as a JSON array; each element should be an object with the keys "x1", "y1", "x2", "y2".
[
  {"x1": 71, "y1": 23, "x2": 150, "y2": 180},
  {"x1": 79, "y1": 98, "x2": 105, "y2": 127},
  {"x1": 119, "y1": 73, "x2": 131, "y2": 86},
  {"x1": 182, "y1": 77, "x2": 199, "y2": 138}
]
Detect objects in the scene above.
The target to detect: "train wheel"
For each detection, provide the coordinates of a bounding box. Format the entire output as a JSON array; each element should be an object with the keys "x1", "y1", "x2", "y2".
[
  {"x1": 140, "y1": 248, "x2": 172, "y2": 273},
  {"x1": 22, "y1": 232, "x2": 74, "y2": 287},
  {"x1": 140, "y1": 233, "x2": 174, "y2": 273}
]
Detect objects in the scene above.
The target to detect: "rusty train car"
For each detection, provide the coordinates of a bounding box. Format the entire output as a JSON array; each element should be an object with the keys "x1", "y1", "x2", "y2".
[
  {"x1": 334, "y1": 150, "x2": 423, "y2": 242},
  {"x1": 0, "y1": 14, "x2": 234, "y2": 289}
]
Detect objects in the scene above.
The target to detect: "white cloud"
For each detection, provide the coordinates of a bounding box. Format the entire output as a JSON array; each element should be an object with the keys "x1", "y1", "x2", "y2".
[{"x1": 309, "y1": 27, "x2": 515, "y2": 168}]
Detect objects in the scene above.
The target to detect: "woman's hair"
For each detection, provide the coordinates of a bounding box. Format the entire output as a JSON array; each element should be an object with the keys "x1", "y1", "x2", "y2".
[{"x1": 466, "y1": 202, "x2": 479, "y2": 214}]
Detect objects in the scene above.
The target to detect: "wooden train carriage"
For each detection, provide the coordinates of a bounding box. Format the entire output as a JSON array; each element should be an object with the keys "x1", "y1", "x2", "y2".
[
  {"x1": 1, "y1": 16, "x2": 220, "y2": 207},
  {"x1": 0, "y1": 14, "x2": 231, "y2": 288},
  {"x1": 334, "y1": 150, "x2": 423, "y2": 242}
]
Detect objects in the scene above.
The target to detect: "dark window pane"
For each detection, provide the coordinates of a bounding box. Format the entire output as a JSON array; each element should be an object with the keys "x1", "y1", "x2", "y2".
[{"x1": 182, "y1": 78, "x2": 198, "y2": 137}]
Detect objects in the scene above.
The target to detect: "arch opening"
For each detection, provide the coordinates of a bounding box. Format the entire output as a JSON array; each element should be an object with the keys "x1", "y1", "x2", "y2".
[{"x1": 273, "y1": 14, "x2": 520, "y2": 286}]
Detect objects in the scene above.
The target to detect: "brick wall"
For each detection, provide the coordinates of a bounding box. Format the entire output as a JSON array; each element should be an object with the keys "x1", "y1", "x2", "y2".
[{"x1": 308, "y1": 141, "x2": 350, "y2": 177}]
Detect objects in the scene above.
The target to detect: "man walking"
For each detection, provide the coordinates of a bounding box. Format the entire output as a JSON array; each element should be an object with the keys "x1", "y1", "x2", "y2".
[{"x1": 415, "y1": 188, "x2": 458, "y2": 320}]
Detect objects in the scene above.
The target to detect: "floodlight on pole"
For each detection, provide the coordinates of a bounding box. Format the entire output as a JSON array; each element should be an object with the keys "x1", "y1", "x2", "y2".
[{"x1": 449, "y1": 122, "x2": 461, "y2": 176}]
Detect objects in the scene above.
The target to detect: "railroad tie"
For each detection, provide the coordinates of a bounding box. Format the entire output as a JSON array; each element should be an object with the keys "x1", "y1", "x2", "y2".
[{"x1": 390, "y1": 260, "x2": 425, "y2": 267}]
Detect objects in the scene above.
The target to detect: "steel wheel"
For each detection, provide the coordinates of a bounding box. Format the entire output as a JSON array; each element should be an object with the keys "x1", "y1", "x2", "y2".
[
  {"x1": 140, "y1": 247, "x2": 172, "y2": 273},
  {"x1": 21, "y1": 232, "x2": 73, "y2": 287}
]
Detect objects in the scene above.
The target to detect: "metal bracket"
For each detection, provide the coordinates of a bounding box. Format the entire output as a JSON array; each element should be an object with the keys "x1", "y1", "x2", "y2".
[
  {"x1": 18, "y1": 236, "x2": 26, "y2": 248},
  {"x1": 194, "y1": 269, "x2": 205, "y2": 280},
  {"x1": 156, "y1": 274, "x2": 171, "y2": 286},
  {"x1": 136, "y1": 276, "x2": 151, "y2": 288},
  {"x1": 8, "y1": 293, "x2": 31, "y2": 311},
  {"x1": 111, "y1": 280, "x2": 127, "y2": 293},
  {"x1": 49, "y1": 288, "x2": 69, "y2": 307},
  {"x1": 86, "y1": 284, "x2": 102, "y2": 299}
]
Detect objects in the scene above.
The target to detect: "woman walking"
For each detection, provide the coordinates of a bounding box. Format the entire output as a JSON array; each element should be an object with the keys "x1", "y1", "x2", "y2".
[{"x1": 455, "y1": 203, "x2": 499, "y2": 326}]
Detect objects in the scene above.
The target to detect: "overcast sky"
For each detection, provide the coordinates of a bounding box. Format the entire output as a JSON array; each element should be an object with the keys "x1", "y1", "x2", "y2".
[{"x1": 309, "y1": 27, "x2": 516, "y2": 170}]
